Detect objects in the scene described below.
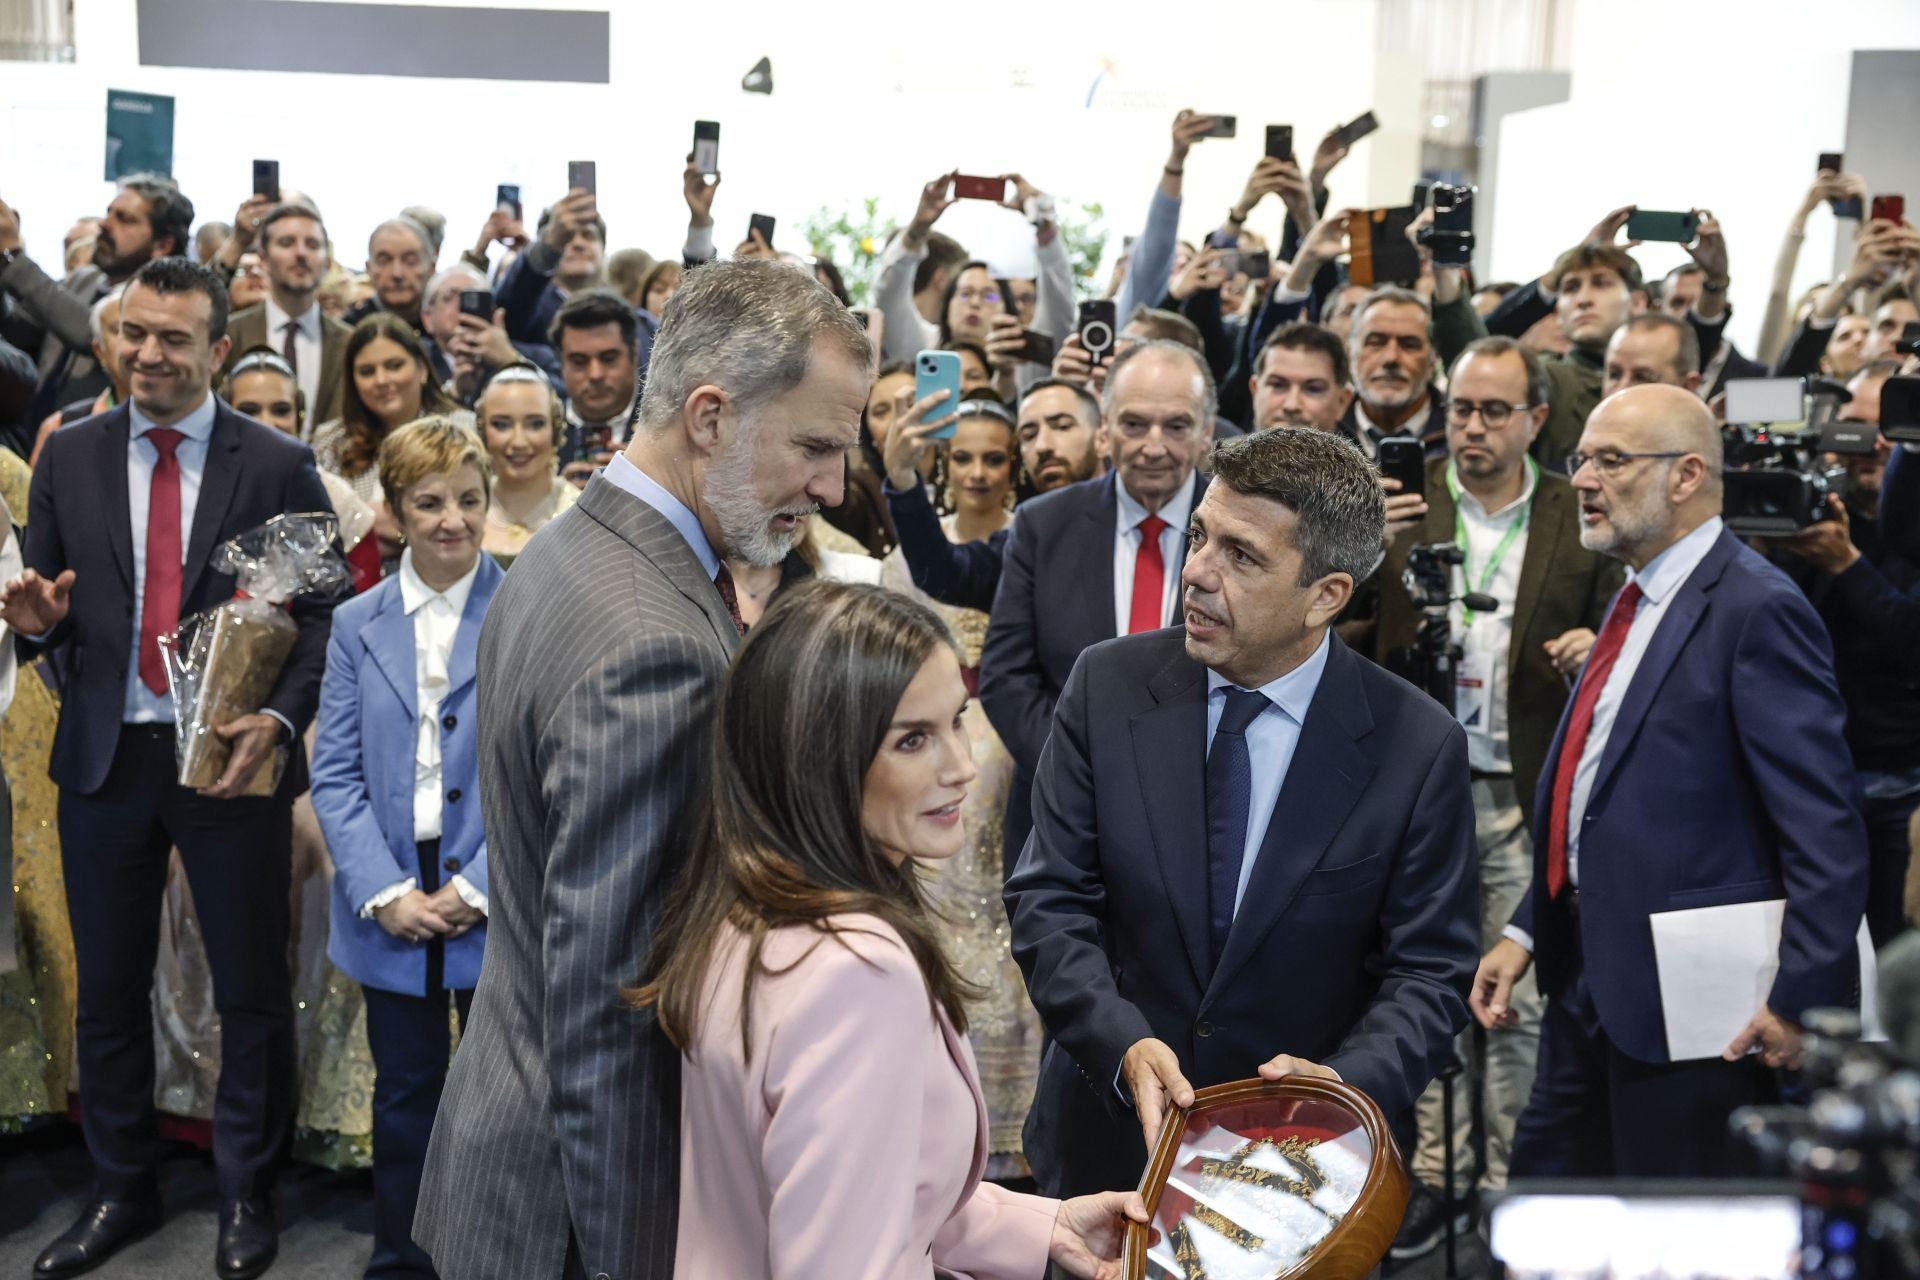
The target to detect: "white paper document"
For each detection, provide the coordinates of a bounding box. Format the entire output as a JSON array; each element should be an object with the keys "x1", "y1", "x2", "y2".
[{"x1": 1649, "y1": 899, "x2": 1881, "y2": 1061}]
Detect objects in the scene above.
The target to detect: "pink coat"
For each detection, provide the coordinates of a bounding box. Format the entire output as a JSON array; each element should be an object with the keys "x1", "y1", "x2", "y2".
[{"x1": 673, "y1": 913, "x2": 1057, "y2": 1279}]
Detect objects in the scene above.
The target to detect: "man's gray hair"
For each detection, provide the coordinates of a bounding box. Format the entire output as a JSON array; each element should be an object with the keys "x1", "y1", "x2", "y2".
[
  {"x1": 368, "y1": 216, "x2": 433, "y2": 260},
  {"x1": 89, "y1": 285, "x2": 125, "y2": 347},
  {"x1": 1099, "y1": 338, "x2": 1218, "y2": 427},
  {"x1": 425, "y1": 265, "x2": 485, "y2": 310},
  {"x1": 400, "y1": 205, "x2": 447, "y2": 260},
  {"x1": 1206, "y1": 427, "x2": 1386, "y2": 584},
  {"x1": 1348, "y1": 284, "x2": 1432, "y2": 346},
  {"x1": 638, "y1": 259, "x2": 873, "y2": 430}
]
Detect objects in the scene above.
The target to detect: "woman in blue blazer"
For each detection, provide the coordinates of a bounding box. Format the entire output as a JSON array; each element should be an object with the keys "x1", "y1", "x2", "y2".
[{"x1": 312, "y1": 416, "x2": 502, "y2": 1280}]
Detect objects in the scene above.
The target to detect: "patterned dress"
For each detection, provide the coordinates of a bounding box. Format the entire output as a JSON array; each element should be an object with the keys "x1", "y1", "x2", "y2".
[{"x1": 882, "y1": 517, "x2": 1042, "y2": 1178}]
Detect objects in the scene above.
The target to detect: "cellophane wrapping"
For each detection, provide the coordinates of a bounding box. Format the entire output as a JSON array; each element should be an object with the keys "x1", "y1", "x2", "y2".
[{"x1": 163, "y1": 513, "x2": 349, "y2": 793}]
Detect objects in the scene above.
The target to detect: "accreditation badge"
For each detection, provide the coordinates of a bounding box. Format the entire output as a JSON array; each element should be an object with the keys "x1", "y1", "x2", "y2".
[{"x1": 1454, "y1": 650, "x2": 1492, "y2": 731}]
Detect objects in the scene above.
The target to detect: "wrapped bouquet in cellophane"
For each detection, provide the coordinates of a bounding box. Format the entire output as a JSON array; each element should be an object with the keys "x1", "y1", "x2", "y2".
[{"x1": 161, "y1": 512, "x2": 349, "y2": 795}]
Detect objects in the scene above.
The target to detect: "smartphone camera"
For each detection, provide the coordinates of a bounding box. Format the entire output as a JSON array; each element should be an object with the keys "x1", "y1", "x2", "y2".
[
  {"x1": 1079, "y1": 312, "x2": 1115, "y2": 365},
  {"x1": 1418, "y1": 184, "x2": 1476, "y2": 268}
]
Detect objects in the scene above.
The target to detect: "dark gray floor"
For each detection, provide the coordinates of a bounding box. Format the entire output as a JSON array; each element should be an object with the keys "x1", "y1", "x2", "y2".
[
  {"x1": 0, "y1": 1125, "x2": 1490, "y2": 1278},
  {"x1": 0, "y1": 1128, "x2": 373, "y2": 1278}
]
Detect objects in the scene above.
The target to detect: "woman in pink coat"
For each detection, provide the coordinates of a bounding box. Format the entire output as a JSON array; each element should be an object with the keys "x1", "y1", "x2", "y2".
[{"x1": 635, "y1": 581, "x2": 1148, "y2": 1279}]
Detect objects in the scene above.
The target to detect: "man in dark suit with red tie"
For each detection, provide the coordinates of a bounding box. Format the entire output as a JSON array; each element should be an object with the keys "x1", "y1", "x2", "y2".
[
  {"x1": 1471, "y1": 383, "x2": 1868, "y2": 1178},
  {"x1": 980, "y1": 340, "x2": 1214, "y2": 874},
  {"x1": 3, "y1": 257, "x2": 340, "y2": 1279},
  {"x1": 1006, "y1": 427, "x2": 1480, "y2": 1199}
]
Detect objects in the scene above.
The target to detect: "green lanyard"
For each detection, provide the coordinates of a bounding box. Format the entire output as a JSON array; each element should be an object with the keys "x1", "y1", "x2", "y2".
[{"x1": 1446, "y1": 458, "x2": 1536, "y2": 631}]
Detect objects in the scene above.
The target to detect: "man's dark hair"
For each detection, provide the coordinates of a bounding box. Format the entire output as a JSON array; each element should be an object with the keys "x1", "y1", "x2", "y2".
[
  {"x1": 1616, "y1": 313, "x2": 1701, "y2": 378},
  {"x1": 549, "y1": 286, "x2": 637, "y2": 352},
  {"x1": 1543, "y1": 243, "x2": 1645, "y2": 294},
  {"x1": 258, "y1": 200, "x2": 328, "y2": 244},
  {"x1": 128, "y1": 255, "x2": 230, "y2": 341},
  {"x1": 1451, "y1": 336, "x2": 1551, "y2": 407},
  {"x1": 1255, "y1": 321, "x2": 1350, "y2": 388},
  {"x1": 1206, "y1": 427, "x2": 1385, "y2": 585},
  {"x1": 914, "y1": 231, "x2": 967, "y2": 296},
  {"x1": 1019, "y1": 377, "x2": 1101, "y2": 427},
  {"x1": 121, "y1": 175, "x2": 195, "y2": 259},
  {"x1": 1126, "y1": 306, "x2": 1205, "y2": 353}
]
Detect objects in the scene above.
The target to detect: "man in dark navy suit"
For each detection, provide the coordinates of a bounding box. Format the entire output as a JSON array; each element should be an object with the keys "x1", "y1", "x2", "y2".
[
  {"x1": 4, "y1": 257, "x2": 339, "y2": 1279},
  {"x1": 1006, "y1": 426, "x2": 1480, "y2": 1198},
  {"x1": 1472, "y1": 384, "x2": 1869, "y2": 1178},
  {"x1": 982, "y1": 341, "x2": 1214, "y2": 875}
]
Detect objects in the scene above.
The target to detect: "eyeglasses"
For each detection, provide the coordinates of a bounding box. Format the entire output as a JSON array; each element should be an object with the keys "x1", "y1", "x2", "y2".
[
  {"x1": 1446, "y1": 398, "x2": 1520, "y2": 426},
  {"x1": 954, "y1": 288, "x2": 1001, "y2": 306},
  {"x1": 1560, "y1": 449, "x2": 1688, "y2": 477}
]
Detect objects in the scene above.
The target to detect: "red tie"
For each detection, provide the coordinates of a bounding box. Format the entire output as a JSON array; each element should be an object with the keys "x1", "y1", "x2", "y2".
[
  {"x1": 139, "y1": 428, "x2": 186, "y2": 696},
  {"x1": 1544, "y1": 580, "x2": 1644, "y2": 900},
  {"x1": 713, "y1": 565, "x2": 746, "y2": 637},
  {"x1": 1128, "y1": 513, "x2": 1168, "y2": 635}
]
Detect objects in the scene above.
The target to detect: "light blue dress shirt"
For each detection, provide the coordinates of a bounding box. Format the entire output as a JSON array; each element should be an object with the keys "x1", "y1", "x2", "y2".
[
  {"x1": 1204, "y1": 632, "x2": 1333, "y2": 916},
  {"x1": 125, "y1": 394, "x2": 216, "y2": 724},
  {"x1": 602, "y1": 453, "x2": 720, "y2": 580}
]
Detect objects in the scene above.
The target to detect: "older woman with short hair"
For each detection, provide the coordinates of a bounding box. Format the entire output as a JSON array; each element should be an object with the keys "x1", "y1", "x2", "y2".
[{"x1": 311, "y1": 416, "x2": 502, "y2": 1280}]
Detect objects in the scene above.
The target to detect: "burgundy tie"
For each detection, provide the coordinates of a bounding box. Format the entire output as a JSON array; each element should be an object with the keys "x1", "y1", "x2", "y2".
[
  {"x1": 139, "y1": 428, "x2": 186, "y2": 696},
  {"x1": 281, "y1": 319, "x2": 299, "y2": 375},
  {"x1": 1544, "y1": 580, "x2": 1644, "y2": 900},
  {"x1": 713, "y1": 565, "x2": 746, "y2": 637},
  {"x1": 1127, "y1": 513, "x2": 1169, "y2": 635}
]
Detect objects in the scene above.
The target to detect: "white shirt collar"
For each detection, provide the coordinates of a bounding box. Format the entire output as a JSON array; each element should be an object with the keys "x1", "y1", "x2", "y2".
[
  {"x1": 1353, "y1": 393, "x2": 1434, "y2": 444},
  {"x1": 264, "y1": 294, "x2": 318, "y2": 339},
  {"x1": 601, "y1": 452, "x2": 722, "y2": 580},
  {"x1": 1629, "y1": 515, "x2": 1724, "y2": 606},
  {"x1": 1451, "y1": 457, "x2": 1538, "y2": 522},
  {"x1": 1206, "y1": 628, "x2": 1333, "y2": 725},
  {"x1": 131, "y1": 392, "x2": 217, "y2": 444},
  {"x1": 1115, "y1": 470, "x2": 1198, "y2": 535},
  {"x1": 398, "y1": 546, "x2": 481, "y2": 617}
]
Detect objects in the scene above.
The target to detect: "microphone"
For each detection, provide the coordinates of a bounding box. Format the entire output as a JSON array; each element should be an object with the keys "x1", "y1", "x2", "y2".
[{"x1": 1461, "y1": 592, "x2": 1500, "y2": 614}]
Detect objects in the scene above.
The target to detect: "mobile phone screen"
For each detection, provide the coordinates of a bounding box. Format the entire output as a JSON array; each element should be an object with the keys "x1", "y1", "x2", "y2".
[
  {"x1": 568, "y1": 160, "x2": 596, "y2": 195},
  {"x1": 252, "y1": 159, "x2": 279, "y2": 202},
  {"x1": 748, "y1": 213, "x2": 776, "y2": 248},
  {"x1": 1337, "y1": 110, "x2": 1379, "y2": 148},
  {"x1": 1265, "y1": 125, "x2": 1294, "y2": 163},
  {"x1": 693, "y1": 121, "x2": 720, "y2": 176}
]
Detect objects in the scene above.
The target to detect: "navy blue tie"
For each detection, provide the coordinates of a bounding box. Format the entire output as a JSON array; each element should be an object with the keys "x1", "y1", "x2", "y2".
[{"x1": 1206, "y1": 687, "x2": 1269, "y2": 970}]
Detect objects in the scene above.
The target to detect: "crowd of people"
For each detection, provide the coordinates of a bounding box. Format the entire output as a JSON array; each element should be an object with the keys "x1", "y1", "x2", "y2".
[{"x1": 0, "y1": 103, "x2": 1916, "y2": 1280}]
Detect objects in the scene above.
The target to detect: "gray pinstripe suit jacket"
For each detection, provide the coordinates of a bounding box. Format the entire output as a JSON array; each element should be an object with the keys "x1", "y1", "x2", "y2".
[{"x1": 415, "y1": 472, "x2": 738, "y2": 1280}]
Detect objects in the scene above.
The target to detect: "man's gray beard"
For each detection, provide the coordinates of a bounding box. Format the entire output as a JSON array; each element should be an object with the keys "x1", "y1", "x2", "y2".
[
  {"x1": 703, "y1": 427, "x2": 804, "y2": 567},
  {"x1": 1362, "y1": 376, "x2": 1421, "y2": 412},
  {"x1": 1577, "y1": 480, "x2": 1667, "y2": 558}
]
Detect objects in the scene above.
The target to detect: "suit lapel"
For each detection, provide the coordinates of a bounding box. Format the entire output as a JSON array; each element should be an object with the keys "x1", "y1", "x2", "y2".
[
  {"x1": 1081, "y1": 474, "x2": 1119, "y2": 643},
  {"x1": 1204, "y1": 637, "x2": 1377, "y2": 1007},
  {"x1": 938, "y1": 1011, "x2": 992, "y2": 1221},
  {"x1": 1586, "y1": 531, "x2": 1735, "y2": 803},
  {"x1": 1508, "y1": 480, "x2": 1564, "y2": 679},
  {"x1": 365, "y1": 587, "x2": 419, "y2": 723},
  {"x1": 96, "y1": 407, "x2": 135, "y2": 590},
  {"x1": 183, "y1": 407, "x2": 242, "y2": 601},
  {"x1": 574, "y1": 473, "x2": 738, "y2": 653},
  {"x1": 446, "y1": 555, "x2": 502, "y2": 698},
  {"x1": 1129, "y1": 646, "x2": 1212, "y2": 989}
]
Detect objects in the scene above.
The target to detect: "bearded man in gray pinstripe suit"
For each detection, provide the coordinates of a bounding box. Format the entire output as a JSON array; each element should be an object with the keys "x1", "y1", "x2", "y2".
[{"x1": 414, "y1": 259, "x2": 874, "y2": 1280}]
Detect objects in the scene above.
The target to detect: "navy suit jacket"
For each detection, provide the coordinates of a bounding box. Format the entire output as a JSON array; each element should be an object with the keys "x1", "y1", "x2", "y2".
[
  {"x1": 23, "y1": 401, "x2": 341, "y2": 796},
  {"x1": 883, "y1": 475, "x2": 1006, "y2": 613},
  {"x1": 1513, "y1": 530, "x2": 1868, "y2": 1062},
  {"x1": 1006, "y1": 628, "x2": 1479, "y2": 1197},
  {"x1": 980, "y1": 471, "x2": 1206, "y2": 869}
]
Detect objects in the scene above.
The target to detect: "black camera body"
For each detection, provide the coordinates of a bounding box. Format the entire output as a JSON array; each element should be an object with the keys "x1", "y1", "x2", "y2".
[
  {"x1": 1416, "y1": 183, "x2": 1475, "y2": 268},
  {"x1": 1390, "y1": 542, "x2": 1496, "y2": 717},
  {"x1": 1722, "y1": 378, "x2": 1862, "y2": 537},
  {"x1": 1882, "y1": 374, "x2": 1920, "y2": 446},
  {"x1": 1402, "y1": 540, "x2": 1463, "y2": 610}
]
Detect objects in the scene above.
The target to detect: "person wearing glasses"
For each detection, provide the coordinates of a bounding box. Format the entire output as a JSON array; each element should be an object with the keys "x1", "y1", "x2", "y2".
[
  {"x1": 1352, "y1": 337, "x2": 1622, "y2": 1257},
  {"x1": 1471, "y1": 382, "x2": 1869, "y2": 1180}
]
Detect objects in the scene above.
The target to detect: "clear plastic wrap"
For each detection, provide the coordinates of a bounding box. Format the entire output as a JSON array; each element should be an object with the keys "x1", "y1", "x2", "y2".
[{"x1": 162, "y1": 513, "x2": 349, "y2": 794}]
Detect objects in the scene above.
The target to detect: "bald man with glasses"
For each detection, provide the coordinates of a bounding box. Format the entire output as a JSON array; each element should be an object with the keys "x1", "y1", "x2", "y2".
[{"x1": 1471, "y1": 382, "x2": 1869, "y2": 1180}]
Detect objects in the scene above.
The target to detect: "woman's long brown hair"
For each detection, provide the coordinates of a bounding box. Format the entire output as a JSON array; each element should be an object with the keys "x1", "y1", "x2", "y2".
[
  {"x1": 631, "y1": 580, "x2": 978, "y2": 1058},
  {"x1": 338, "y1": 313, "x2": 457, "y2": 477}
]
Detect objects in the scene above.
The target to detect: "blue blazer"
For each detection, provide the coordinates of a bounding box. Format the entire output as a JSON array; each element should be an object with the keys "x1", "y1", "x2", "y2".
[
  {"x1": 313, "y1": 555, "x2": 502, "y2": 996},
  {"x1": 1005, "y1": 629, "x2": 1479, "y2": 1197},
  {"x1": 1513, "y1": 530, "x2": 1868, "y2": 1062}
]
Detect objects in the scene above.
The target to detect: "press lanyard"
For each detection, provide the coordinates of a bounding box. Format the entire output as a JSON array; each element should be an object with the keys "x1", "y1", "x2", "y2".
[{"x1": 1446, "y1": 457, "x2": 1536, "y2": 631}]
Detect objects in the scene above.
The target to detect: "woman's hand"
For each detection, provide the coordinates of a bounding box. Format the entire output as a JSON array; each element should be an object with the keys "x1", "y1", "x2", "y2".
[
  {"x1": 1050, "y1": 1190, "x2": 1153, "y2": 1279},
  {"x1": 426, "y1": 882, "x2": 485, "y2": 937},
  {"x1": 1169, "y1": 246, "x2": 1229, "y2": 302},
  {"x1": 882, "y1": 387, "x2": 956, "y2": 491},
  {"x1": 373, "y1": 890, "x2": 453, "y2": 943}
]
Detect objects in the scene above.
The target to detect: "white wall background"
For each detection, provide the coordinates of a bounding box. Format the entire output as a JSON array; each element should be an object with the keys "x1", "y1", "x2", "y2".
[{"x1": 1, "y1": 0, "x2": 1416, "y2": 285}]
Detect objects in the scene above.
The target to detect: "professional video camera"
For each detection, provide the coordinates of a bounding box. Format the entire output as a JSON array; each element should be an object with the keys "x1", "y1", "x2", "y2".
[
  {"x1": 1731, "y1": 1008, "x2": 1920, "y2": 1280},
  {"x1": 1390, "y1": 541, "x2": 1496, "y2": 716},
  {"x1": 1721, "y1": 376, "x2": 1873, "y2": 537},
  {"x1": 1881, "y1": 325, "x2": 1920, "y2": 445}
]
